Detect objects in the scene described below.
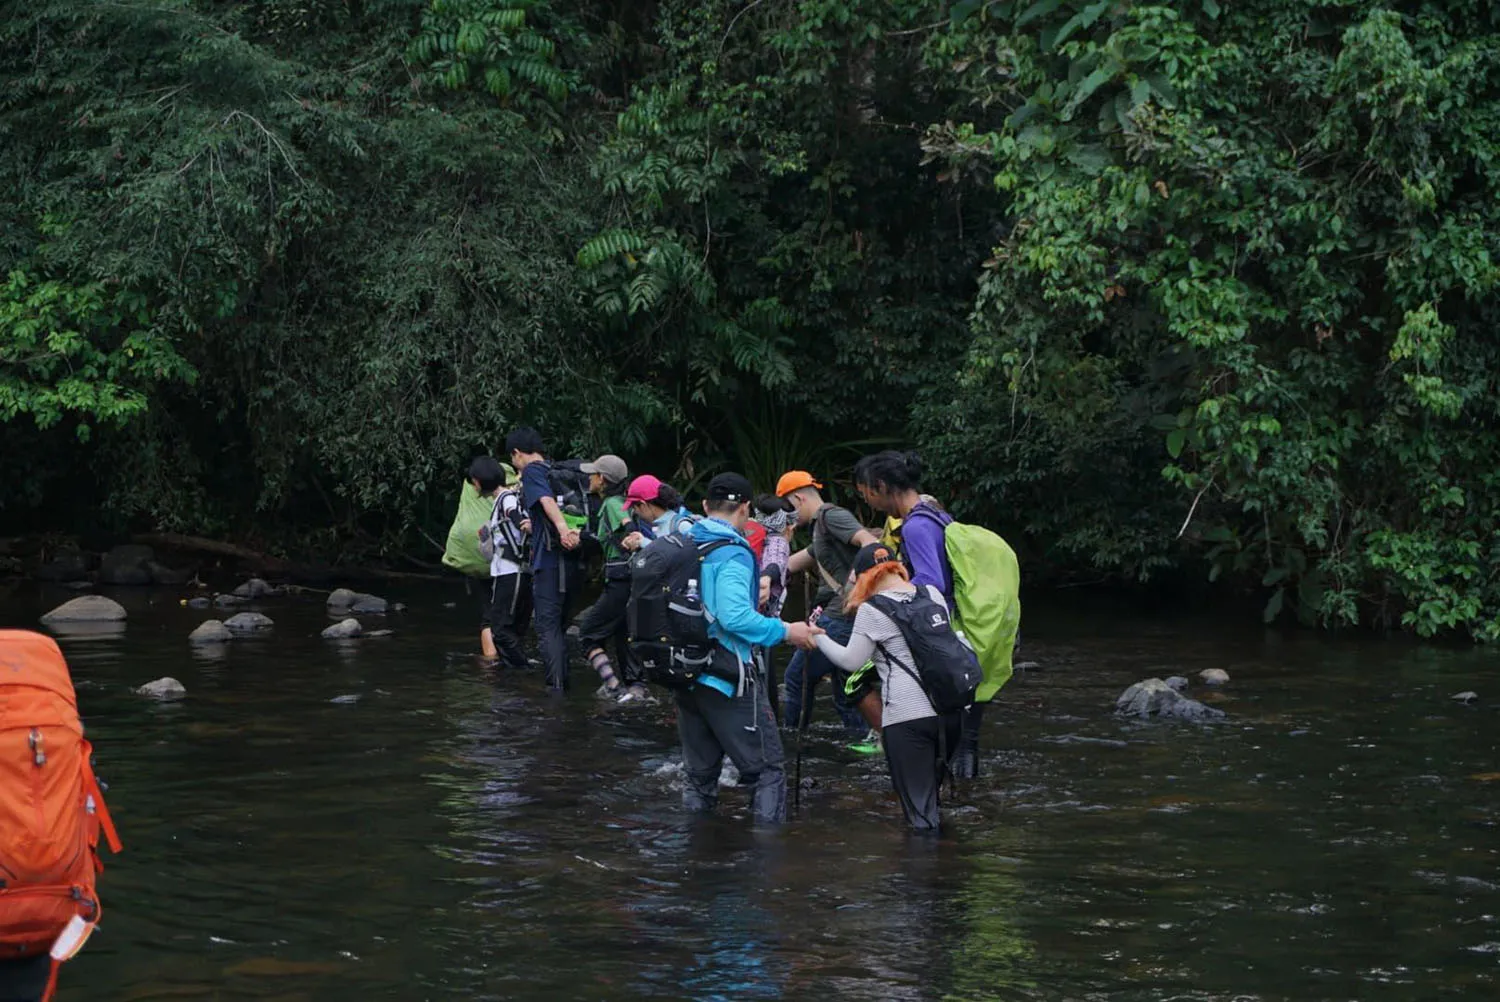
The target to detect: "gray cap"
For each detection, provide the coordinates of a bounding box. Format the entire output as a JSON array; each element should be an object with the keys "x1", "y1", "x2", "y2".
[{"x1": 580, "y1": 454, "x2": 629, "y2": 484}]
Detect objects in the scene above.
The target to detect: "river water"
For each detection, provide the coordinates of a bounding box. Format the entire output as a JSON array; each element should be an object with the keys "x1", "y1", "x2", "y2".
[{"x1": 1, "y1": 581, "x2": 1498, "y2": 1001}]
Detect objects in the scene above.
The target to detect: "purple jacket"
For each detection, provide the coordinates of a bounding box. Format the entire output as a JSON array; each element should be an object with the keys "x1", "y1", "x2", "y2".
[{"x1": 903, "y1": 503, "x2": 954, "y2": 608}]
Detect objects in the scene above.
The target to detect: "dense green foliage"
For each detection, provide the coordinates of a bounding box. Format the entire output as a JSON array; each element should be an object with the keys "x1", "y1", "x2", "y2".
[{"x1": 4, "y1": 0, "x2": 1500, "y2": 638}]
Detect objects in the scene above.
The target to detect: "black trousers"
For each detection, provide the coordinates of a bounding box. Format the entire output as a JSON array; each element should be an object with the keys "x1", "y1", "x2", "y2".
[
  {"x1": 485, "y1": 572, "x2": 533, "y2": 669},
  {"x1": 883, "y1": 712, "x2": 962, "y2": 832},
  {"x1": 572, "y1": 576, "x2": 636, "y2": 683},
  {"x1": 0, "y1": 955, "x2": 49, "y2": 1002},
  {"x1": 532, "y1": 561, "x2": 577, "y2": 690},
  {"x1": 676, "y1": 668, "x2": 786, "y2": 824}
]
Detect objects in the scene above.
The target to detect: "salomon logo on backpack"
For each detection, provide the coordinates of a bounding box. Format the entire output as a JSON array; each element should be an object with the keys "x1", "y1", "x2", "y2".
[
  {"x1": 0, "y1": 630, "x2": 123, "y2": 988},
  {"x1": 626, "y1": 536, "x2": 732, "y2": 690},
  {"x1": 868, "y1": 593, "x2": 982, "y2": 714}
]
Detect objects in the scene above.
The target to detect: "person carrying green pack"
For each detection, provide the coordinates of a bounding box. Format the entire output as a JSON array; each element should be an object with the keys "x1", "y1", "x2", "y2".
[{"x1": 854, "y1": 450, "x2": 1020, "y2": 779}]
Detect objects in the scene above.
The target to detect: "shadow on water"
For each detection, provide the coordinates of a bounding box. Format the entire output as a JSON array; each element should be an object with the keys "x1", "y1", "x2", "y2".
[{"x1": 2, "y1": 582, "x2": 1499, "y2": 1000}]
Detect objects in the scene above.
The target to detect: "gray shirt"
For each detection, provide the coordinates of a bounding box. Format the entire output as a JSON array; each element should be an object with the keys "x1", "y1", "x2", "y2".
[{"x1": 812, "y1": 504, "x2": 865, "y2": 617}]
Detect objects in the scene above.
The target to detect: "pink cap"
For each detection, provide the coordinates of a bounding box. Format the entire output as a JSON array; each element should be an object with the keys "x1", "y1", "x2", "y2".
[{"x1": 625, "y1": 474, "x2": 663, "y2": 508}]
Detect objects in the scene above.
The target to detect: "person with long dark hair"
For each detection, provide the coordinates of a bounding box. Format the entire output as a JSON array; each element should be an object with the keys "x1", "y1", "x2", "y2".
[{"x1": 853, "y1": 450, "x2": 987, "y2": 779}]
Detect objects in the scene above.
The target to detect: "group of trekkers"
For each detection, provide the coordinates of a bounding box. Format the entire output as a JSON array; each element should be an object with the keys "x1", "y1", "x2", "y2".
[{"x1": 446, "y1": 428, "x2": 1022, "y2": 832}]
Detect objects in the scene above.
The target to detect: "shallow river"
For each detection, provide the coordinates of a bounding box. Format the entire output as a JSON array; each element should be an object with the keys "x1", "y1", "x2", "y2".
[{"x1": 1, "y1": 580, "x2": 1498, "y2": 1001}]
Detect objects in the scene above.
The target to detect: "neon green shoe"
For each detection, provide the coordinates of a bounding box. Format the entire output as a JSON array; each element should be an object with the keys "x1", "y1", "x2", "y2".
[{"x1": 848, "y1": 729, "x2": 882, "y2": 755}]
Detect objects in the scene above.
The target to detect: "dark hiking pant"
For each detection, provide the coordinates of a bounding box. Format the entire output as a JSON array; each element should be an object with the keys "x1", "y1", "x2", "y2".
[
  {"x1": 572, "y1": 576, "x2": 636, "y2": 683},
  {"x1": 782, "y1": 612, "x2": 865, "y2": 737},
  {"x1": 485, "y1": 572, "x2": 533, "y2": 669},
  {"x1": 884, "y1": 712, "x2": 962, "y2": 832},
  {"x1": 952, "y1": 701, "x2": 987, "y2": 780},
  {"x1": 675, "y1": 670, "x2": 786, "y2": 824},
  {"x1": 532, "y1": 561, "x2": 576, "y2": 691}
]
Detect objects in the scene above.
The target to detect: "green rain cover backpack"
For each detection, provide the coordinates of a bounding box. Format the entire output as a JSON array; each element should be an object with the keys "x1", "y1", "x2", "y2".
[
  {"x1": 442, "y1": 480, "x2": 501, "y2": 577},
  {"x1": 909, "y1": 509, "x2": 1022, "y2": 702}
]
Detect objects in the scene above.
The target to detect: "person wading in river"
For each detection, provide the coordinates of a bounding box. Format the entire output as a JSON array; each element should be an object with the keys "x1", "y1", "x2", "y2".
[
  {"x1": 507, "y1": 427, "x2": 581, "y2": 692},
  {"x1": 675, "y1": 473, "x2": 821, "y2": 824},
  {"x1": 569, "y1": 455, "x2": 647, "y2": 702},
  {"x1": 777, "y1": 470, "x2": 880, "y2": 751},
  {"x1": 813, "y1": 544, "x2": 963, "y2": 831},
  {"x1": 854, "y1": 450, "x2": 991, "y2": 778},
  {"x1": 475, "y1": 457, "x2": 532, "y2": 669}
]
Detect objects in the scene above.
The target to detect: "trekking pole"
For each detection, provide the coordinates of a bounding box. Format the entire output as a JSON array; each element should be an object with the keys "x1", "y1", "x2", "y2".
[{"x1": 793, "y1": 572, "x2": 813, "y2": 813}]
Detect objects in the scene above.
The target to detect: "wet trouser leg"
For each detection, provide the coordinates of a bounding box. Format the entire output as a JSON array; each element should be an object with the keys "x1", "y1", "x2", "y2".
[
  {"x1": 574, "y1": 576, "x2": 632, "y2": 688},
  {"x1": 676, "y1": 672, "x2": 786, "y2": 824},
  {"x1": 952, "y1": 701, "x2": 986, "y2": 779},
  {"x1": 883, "y1": 713, "x2": 962, "y2": 832},
  {"x1": 532, "y1": 562, "x2": 569, "y2": 691},
  {"x1": 488, "y1": 573, "x2": 532, "y2": 670},
  {"x1": 781, "y1": 614, "x2": 864, "y2": 737},
  {"x1": 0, "y1": 955, "x2": 50, "y2": 1002}
]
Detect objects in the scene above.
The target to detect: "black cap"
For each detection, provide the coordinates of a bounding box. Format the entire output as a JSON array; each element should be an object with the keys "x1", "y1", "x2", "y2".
[
  {"x1": 852, "y1": 542, "x2": 898, "y2": 577},
  {"x1": 706, "y1": 472, "x2": 754, "y2": 503}
]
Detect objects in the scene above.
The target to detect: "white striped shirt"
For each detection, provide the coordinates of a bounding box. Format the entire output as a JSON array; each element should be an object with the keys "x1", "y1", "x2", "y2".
[{"x1": 814, "y1": 584, "x2": 945, "y2": 727}]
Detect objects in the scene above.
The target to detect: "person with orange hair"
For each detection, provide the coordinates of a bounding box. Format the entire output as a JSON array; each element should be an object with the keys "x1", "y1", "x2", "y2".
[{"x1": 813, "y1": 543, "x2": 962, "y2": 832}]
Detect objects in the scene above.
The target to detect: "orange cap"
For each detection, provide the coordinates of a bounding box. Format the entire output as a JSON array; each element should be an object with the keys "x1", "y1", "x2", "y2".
[{"x1": 775, "y1": 470, "x2": 823, "y2": 498}]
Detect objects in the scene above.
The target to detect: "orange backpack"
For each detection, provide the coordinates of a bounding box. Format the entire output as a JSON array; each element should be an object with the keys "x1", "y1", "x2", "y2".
[{"x1": 0, "y1": 630, "x2": 121, "y2": 995}]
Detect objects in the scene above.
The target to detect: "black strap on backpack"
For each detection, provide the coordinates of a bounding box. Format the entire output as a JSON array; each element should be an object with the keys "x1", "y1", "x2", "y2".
[{"x1": 868, "y1": 591, "x2": 978, "y2": 788}]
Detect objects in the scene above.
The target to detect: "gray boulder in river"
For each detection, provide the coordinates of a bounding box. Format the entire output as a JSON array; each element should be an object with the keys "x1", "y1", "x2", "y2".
[
  {"x1": 98, "y1": 544, "x2": 155, "y2": 585},
  {"x1": 223, "y1": 612, "x2": 274, "y2": 633},
  {"x1": 328, "y1": 589, "x2": 387, "y2": 614},
  {"x1": 40, "y1": 595, "x2": 127, "y2": 624},
  {"x1": 1116, "y1": 678, "x2": 1224, "y2": 721},
  {"x1": 137, "y1": 677, "x2": 187, "y2": 700},
  {"x1": 322, "y1": 618, "x2": 363, "y2": 639},
  {"x1": 189, "y1": 620, "x2": 234, "y2": 644},
  {"x1": 232, "y1": 577, "x2": 280, "y2": 598}
]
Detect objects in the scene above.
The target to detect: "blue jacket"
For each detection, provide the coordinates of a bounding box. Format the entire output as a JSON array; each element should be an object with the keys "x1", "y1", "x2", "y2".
[{"x1": 690, "y1": 516, "x2": 788, "y2": 665}]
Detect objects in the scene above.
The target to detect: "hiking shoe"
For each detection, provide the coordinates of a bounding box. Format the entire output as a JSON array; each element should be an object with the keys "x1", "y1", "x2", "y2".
[
  {"x1": 847, "y1": 729, "x2": 882, "y2": 756},
  {"x1": 616, "y1": 684, "x2": 656, "y2": 705},
  {"x1": 595, "y1": 682, "x2": 622, "y2": 701}
]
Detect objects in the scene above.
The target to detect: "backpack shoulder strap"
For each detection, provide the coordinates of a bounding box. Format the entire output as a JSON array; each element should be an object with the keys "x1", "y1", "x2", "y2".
[{"x1": 866, "y1": 595, "x2": 929, "y2": 694}]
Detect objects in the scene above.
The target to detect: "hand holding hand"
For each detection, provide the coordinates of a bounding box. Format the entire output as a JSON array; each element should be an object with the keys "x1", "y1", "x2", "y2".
[
  {"x1": 785, "y1": 621, "x2": 821, "y2": 651},
  {"x1": 561, "y1": 529, "x2": 582, "y2": 551},
  {"x1": 622, "y1": 531, "x2": 645, "y2": 552}
]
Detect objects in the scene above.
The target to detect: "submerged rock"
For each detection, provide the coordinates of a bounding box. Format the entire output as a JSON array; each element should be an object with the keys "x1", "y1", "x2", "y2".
[
  {"x1": 1165, "y1": 676, "x2": 1190, "y2": 692},
  {"x1": 212, "y1": 593, "x2": 247, "y2": 608},
  {"x1": 146, "y1": 560, "x2": 192, "y2": 586},
  {"x1": 1453, "y1": 691, "x2": 1479, "y2": 705},
  {"x1": 189, "y1": 620, "x2": 234, "y2": 644},
  {"x1": 1199, "y1": 668, "x2": 1231, "y2": 686},
  {"x1": 40, "y1": 595, "x2": 127, "y2": 624},
  {"x1": 362, "y1": 629, "x2": 394, "y2": 638},
  {"x1": 322, "y1": 618, "x2": 363, "y2": 639},
  {"x1": 1116, "y1": 678, "x2": 1224, "y2": 722},
  {"x1": 186, "y1": 596, "x2": 212, "y2": 610},
  {"x1": 99, "y1": 544, "x2": 155, "y2": 586},
  {"x1": 35, "y1": 549, "x2": 91, "y2": 583},
  {"x1": 137, "y1": 677, "x2": 186, "y2": 700},
  {"x1": 329, "y1": 694, "x2": 362, "y2": 705},
  {"x1": 223, "y1": 612, "x2": 274, "y2": 633},
  {"x1": 232, "y1": 577, "x2": 280, "y2": 599},
  {"x1": 350, "y1": 594, "x2": 387, "y2": 614}
]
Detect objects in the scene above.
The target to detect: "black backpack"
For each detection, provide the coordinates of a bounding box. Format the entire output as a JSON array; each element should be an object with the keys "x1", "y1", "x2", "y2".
[
  {"x1": 867, "y1": 592, "x2": 981, "y2": 714},
  {"x1": 626, "y1": 535, "x2": 733, "y2": 689},
  {"x1": 547, "y1": 459, "x2": 595, "y2": 519}
]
